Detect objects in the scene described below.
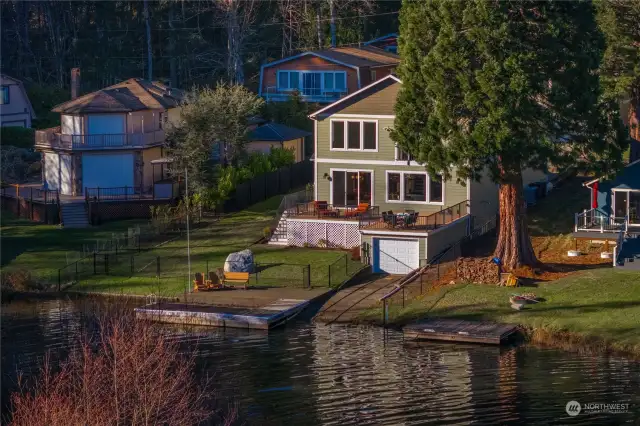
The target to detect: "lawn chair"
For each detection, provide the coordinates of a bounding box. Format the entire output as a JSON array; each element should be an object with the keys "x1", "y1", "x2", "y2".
[
  {"x1": 404, "y1": 212, "x2": 418, "y2": 228},
  {"x1": 193, "y1": 272, "x2": 209, "y2": 292},
  {"x1": 314, "y1": 201, "x2": 338, "y2": 218},
  {"x1": 207, "y1": 271, "x2": 224, "y2": 289},
  {"x1": 344, "y1": 203, "x2": 369, "y2": 218},
  {"x1": 382, "y1": 211, "x2": 396, "y2": 228}
]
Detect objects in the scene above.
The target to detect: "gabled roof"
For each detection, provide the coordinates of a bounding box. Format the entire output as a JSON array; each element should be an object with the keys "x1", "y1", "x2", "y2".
[
  {"x1": 584, "y1": 159, "x2": 640, "y2": 188},
  {"x1": 309, "y1": 74, "x2": 402, "y2": 119},
  {"x1": 261, "y1": 46, "x2": 400, "y2": 70},
  {"x1": 248, "y1": 122, "x2": 311, "y2": 142},
  {"x1": 52, "y1": 79, "x2": 184, "y2": 114},
  {"x1": 0, "y1": 74, "x2": 36, "y2": 119},
  {"x1": 363, "y1": 33, "x2": 398, "y2": 46}
]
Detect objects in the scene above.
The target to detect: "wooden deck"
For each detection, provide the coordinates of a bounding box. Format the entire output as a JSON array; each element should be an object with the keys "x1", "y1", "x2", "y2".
[
  {"x1": 403, "y1": 318, "x2": 518, "y2": 345},
  {"x1": 135, "y1": 298, "x2": 311, "y2": 330}
]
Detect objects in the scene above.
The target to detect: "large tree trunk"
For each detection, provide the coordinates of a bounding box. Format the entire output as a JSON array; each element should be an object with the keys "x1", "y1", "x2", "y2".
[{"x1": 493, "y1": 172, "x2": 537, "y2": 270}]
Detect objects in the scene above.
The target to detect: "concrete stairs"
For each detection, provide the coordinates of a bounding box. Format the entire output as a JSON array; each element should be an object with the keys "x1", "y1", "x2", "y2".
[
  {"x1": 268, "y1": 210, "x2": 289, "y2": 246},
  {"x1": 61, "y1": 202, "x2": 90, "y2": 228},
  {"x1": 617, "y1": 237, "x2": 640, "y2": 270}
]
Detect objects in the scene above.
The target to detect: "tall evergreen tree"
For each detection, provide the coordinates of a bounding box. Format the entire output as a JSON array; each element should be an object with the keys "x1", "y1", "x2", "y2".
[{"x1": 393, "y1": 0, "x2": 628, "y2": 269}]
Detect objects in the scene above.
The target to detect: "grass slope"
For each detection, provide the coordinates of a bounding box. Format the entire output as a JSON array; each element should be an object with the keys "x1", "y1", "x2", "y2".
[{"x1": 362, "y1": 268, "x2": 640, "y2": 355}]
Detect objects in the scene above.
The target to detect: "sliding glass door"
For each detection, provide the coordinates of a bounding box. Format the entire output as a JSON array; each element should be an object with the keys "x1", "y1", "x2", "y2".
[
  {"x1": 332, "y1": 171, "x2": 372, "y2": 207},
  {"x1": 613, "y1": 191, "x2": 640, "y2": 225},
  {"x1": 302, "y1": 73, "x2": 322, "y2": 96}
]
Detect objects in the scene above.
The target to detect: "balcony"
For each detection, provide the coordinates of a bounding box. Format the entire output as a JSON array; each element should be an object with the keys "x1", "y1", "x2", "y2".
[
  {"x1": 35, "y1": 127, "x2": 165, "y2": 150},
  {"x1": 574, "y1": 208, "x2": 628, "y2": 233},
  {"x1": 263, "y1": 87, "x2": 347, "y2": 103}
]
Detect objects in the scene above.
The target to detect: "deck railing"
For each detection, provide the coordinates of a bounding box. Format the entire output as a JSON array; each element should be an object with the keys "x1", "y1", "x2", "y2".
[
  {"x1": 263, "y1": 86, "x2": 347, "y2": 103},
  {"x1": 290, "y1": 202, "x2": 380, "y2": 220},
  {"x1": 35, "y1": 129, "x2": 165, "y2": 150},
  {"x1": 574, "y1": 208, "x2": 627, "y2": 233},
  {"x1": 360, "y1": 200, "x2": 468, "y2": 231},
  {"x1": 85, "y1": 185, "x2": 148, "y2": 202}
]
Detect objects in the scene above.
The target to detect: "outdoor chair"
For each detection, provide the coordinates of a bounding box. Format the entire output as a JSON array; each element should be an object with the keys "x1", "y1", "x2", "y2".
[
  {"x1": 193, "y1": 272, "x2": 210, "y2": 292},
  {"x1": 404, "y1": 212, "x2": 418, "y2": 228},
  {"x1": 314, "y1": 201, "x2": 338, "y2": 218},
  {"x1": 207, "y1": 271, "x2": 224, "y2": 289},
  {"x1": 344, "y1": 203, "x2": 370, "y2": 218}
]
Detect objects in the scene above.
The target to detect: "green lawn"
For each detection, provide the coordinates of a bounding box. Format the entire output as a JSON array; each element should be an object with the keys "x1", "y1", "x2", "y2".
[
  {"x1": 3, "y1": 193, "x2": 362, "y2": 295},
  {"x1": 360, "y1": 268, "x2": 640, "y2": 355}
]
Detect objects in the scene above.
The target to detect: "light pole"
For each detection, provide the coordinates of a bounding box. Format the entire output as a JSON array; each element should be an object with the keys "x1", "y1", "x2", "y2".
[{"x1": 185, "y1": 166, "x2": 192, "y2": 295}]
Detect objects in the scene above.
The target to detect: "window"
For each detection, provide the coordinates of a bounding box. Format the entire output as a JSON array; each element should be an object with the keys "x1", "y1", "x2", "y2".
[
  {"x1": 330, "y1": 120, "x2": 377, "y2": 151},
  {"x1": 334, "y1": 73, "x2": 346, "y2": 91},
  {"x1": 429, "y1": 175, "x2": 443, "y2": 203},
  {"x1": 404, "y1": 173, "x2": 426, "y2": 202},
  {"x1": 386, "y1": 171, "x2": 444, "y2": 204},
  {"x1": 363, "y1": 122, "x2": 376, "y2": 150},
  {"x1": 347, "y1": 122, "x2": 360, "y2": 149},
  {"x1": 370, "y1": 70, "x2": 377, "y2": 81},
  {"x1": 324, "y1": 73, "x2": 334, "y2": 90},
  {"x1": 0, "y1": 86, "x2": 9, "y2": 104},
  {"x1": 277, "y1": 71, "x2": 300, "y2": 90},
  {"x1": 331, "y1": 121, "x2": 345, "y2": 149},
  {"x1": 396, "y1": 146, "x2": 412, "y2": 161},
  {"x1": 387, "y1": 173, "x2": 401, "y2": 201}
]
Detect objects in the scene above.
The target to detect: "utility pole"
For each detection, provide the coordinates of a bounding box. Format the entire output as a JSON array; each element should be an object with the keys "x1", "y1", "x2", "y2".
[{"x1": 143, "y1": 0, "x2": 152, "y2": 80}]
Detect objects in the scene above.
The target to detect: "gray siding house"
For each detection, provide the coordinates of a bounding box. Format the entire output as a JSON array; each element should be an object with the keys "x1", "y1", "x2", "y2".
[{"x1": 0, "y1": 74, "x2": 36, "y2": 128}]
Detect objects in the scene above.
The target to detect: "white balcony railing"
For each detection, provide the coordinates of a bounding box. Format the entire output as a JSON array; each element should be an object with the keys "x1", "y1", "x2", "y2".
[
  {"x1": 35, "y1": 128, "x2": 165, "y2": 150},
  {"x1": 574, "y1": 208, "x2": 628, "y2": 233}
]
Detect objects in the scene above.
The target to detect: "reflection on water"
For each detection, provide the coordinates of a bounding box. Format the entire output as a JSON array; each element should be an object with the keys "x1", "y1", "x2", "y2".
[{"x1": 2, "y1": 299, "x2": 639, "y2": 425}]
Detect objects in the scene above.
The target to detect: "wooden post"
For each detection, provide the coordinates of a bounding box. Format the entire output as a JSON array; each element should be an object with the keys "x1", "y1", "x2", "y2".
[{"x1": 93, "y1": 252, "x2": 97, "y2": 274}]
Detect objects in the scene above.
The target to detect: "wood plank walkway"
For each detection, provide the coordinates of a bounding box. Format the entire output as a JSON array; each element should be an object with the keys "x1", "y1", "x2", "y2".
[{"x1": 403, "y1": 318, "x2": 518, "y2": 345}]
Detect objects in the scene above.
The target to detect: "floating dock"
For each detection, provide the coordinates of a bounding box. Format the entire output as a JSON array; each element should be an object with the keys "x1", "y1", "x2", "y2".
[
  {"x1": 403, "y1": 318, "x2": 518, "y2": 345},
  {"x1": 135, "y1": 298, "x2": 310, "y2": 330}
]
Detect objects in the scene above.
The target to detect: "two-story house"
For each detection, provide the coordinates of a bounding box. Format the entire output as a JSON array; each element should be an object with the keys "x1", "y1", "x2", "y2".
[
  {"x1": 271, "y1": 75, "x2": 549, "y2": 274},
  {"x1": 0, "y1": 74, "x2": 36, "y2": 128},
  {"x1": 259, "y1": 46, "x2": 400, "y2": 103},
  {"x1": 35, "y1": 72, "x2": 183, "y2": 196}
]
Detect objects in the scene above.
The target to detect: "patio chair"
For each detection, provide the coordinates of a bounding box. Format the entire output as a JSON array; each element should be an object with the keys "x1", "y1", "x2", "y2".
[
  {"x1": 344, "y1": 203, "x2": 370, "y2": 218},
  {"x1": 404, "y1": 212, "x2": 418, "y2": 228},
  {"x1": 207, "y1": 271, "x2": 224, "y2": 289},
  {"x1": 193, "y1": 272, "x2": 209, "y2": 292},
  {"x1": 314, "y1": 201, "x2": 338, "y2": 218}
]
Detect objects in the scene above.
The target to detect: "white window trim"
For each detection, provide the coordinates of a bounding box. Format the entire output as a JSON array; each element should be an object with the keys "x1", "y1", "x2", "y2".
[
  {"x1": 329, "y1": 168, "x2": 375, "y2": 207},
  {"x1": 612, "y1": 189, "x2": 640, "y2": 225},
  {"x1": 385, "y1": 170, "x2": 445, "y2": 205},
  {"x1": 329, "y1": 119, "x2": 378, "y2": 152},
  {"x1": 277, "y1": 70, "x2": 347, "y2": 94}
]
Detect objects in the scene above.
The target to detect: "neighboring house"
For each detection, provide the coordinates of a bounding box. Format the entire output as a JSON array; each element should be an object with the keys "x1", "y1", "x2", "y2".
[
  {"x1": 575, "y1": 160, "x2": 640, "y2": 269},
  {"x1": 246, "y1": 122, "x2": 311, "y2": 163},
  {"x1": 259, "y1": 46, "x2": 400, "y2": 103},
  {"x1": 35, "y1": 75, "x2": 183, "y2": 196},
  {"x1": 626, "y1": 101, "x2": 640, "y2": 163},
  {"x1": 0, "y1": 74, "x2": 36, "y2": 127},
  {"x1": 363, "y1": 33, "x2": 398, "y2": 53}
]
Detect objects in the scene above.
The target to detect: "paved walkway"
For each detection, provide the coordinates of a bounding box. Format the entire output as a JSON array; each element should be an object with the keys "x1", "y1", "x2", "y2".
[
  {"x1": 313, "y1": 274, "x2": 404, "y2": 324},
  {"x1": 179, "y1": 286, "x2": 331, "y2": 309}
]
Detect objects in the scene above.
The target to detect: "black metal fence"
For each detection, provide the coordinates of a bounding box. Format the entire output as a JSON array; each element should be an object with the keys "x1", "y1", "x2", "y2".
[
  {"x1": 328, "y1": 254, "x2": 361, "y2": 288},
  {"x1": 222, "y1": 160, "x2": 313, "y2": 213}
]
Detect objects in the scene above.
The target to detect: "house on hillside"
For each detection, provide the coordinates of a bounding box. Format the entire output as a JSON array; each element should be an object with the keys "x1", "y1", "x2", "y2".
[
  {"x1": 624, "y1": 101, "x2": 640, "y2": 163},
  {"x1": 268, "y1": 75, "x2": 550, "y2": 274},
  {"x1": 246, "y1": 122, "x2": 311, "y2": 163},
  {"x1": 575, "y1": 160, "x2": 640, "y2": 268},
  {"x1": 259, "y1": 46, "x2": 400, "y2": 103},
  {"x1": 363, "y1": 33, "x2": 398, "y2": 53},
  {"x1": 0, "y1": 74, "x2": 36, "y2": 128},
  {"x1": 35, "y1": 70, "x2": 183, "y2": 196}
]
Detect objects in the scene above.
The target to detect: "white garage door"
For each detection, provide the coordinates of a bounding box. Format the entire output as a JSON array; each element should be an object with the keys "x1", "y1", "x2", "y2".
[
  {"x1": 44, "y1": 152, "x2": 60, "y2": 190},
  {"x1": 377, "y1": 238, "x2": 419, "y2": 275},
  {"x1": 82, "y1": 153, "x2": 134, "y2": 193}
]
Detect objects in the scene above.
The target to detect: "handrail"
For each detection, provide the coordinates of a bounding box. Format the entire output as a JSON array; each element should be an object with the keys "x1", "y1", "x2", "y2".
[
  {"x1": 575, "y1": 208, "x2": 627, "y2": 232},
  {"x1": 35, "y1": 129, "x2": 164, "y2": 149},
  {"x1": 361, "y1": 200, "x2": 468, "y2": 231}
]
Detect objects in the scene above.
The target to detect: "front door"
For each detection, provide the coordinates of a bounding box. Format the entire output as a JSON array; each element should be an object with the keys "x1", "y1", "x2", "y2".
[
  {"x1": 614, "y1": 191, "x2": 628, "y2": 218},
  {"x1": 332, "y1": 171, "x2": 372, "y2": 207}
]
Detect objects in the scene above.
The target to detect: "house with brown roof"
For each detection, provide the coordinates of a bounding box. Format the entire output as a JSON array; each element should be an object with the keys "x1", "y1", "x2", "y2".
[
  {"x1": 0, "y1": 74, "x2": 36, "y2": 128},
  {"x1": 258, "y1": 46, "x2": 400, "y2": 103},
  {"x1": 35, "y1": 70, "x2": 183, "y2": 196},
  {"x1": 363, "y1": 33, "x2": 398, "y2": 53}
]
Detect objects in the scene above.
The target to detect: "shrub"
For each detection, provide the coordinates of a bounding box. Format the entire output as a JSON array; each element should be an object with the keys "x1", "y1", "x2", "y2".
[
  {"x1": 9, "y1": 310, "x2": 236, "y2": 426},
  {"x1": 1, "y1": 269, "x2": 41, "y2": 292},
  {"x1": 263, "y1": 226, "x2": 272, "y2": 239},
  {"x1": 1, "y1": 127, "x2": 36, "y2": 149}
]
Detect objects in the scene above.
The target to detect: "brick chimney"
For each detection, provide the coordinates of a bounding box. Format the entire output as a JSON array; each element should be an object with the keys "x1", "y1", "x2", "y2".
[{"x1": 71, "y1": 68, "x2": 81, "y2": 100}]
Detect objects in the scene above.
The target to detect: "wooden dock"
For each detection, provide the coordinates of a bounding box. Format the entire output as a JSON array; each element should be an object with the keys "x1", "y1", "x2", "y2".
[
  {"x1": 135, "y1": 298, "x2": 310, "y2": 330},
  {"x1": 403, "y1": 318, "x2": 518, "y2": 345}
]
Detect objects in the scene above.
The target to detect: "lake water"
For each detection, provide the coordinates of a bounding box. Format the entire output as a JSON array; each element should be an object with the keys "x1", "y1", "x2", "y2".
[{"x1": 2, "y1": 298, "x2": 639, "y2": 425}]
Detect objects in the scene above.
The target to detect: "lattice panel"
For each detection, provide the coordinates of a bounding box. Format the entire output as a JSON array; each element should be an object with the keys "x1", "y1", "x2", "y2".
[
  {"x1": 287, "y1": 221, "x2": 307, "y2": 247},
  {"x1": 326, "y1": 223, "x2": 344, "y2": 248},
  {"x1": 306, "y1": 223, "x2": 325, "y2": 246},
  {"x1": 344, "y1": 223, "x2": 361, "y2": 248}
]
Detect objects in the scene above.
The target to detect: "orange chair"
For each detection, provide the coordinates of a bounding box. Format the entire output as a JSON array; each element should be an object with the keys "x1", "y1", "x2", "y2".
[{"x1": 344, "y1": 203, "x2": 369, "y2": 218}]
